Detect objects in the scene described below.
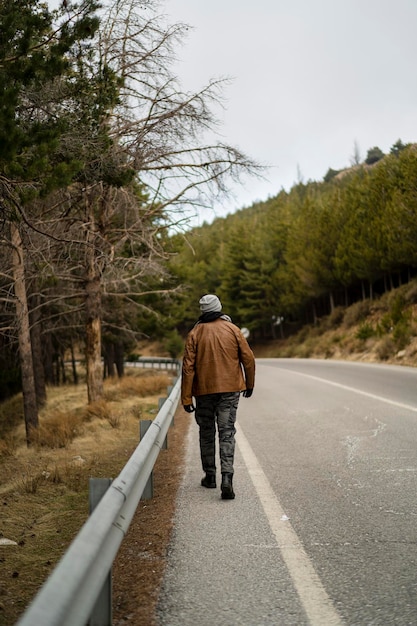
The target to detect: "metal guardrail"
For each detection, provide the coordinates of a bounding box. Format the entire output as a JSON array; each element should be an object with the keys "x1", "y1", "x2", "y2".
[
  {"x1": 16, "y1": 375, "x2": 182, "y2": 626},
  {"x1": 128, "y1": 357, "x2": 180, "y2": 370}
]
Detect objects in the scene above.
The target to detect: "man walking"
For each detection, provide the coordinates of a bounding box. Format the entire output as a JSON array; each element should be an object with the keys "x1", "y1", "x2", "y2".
[{"x1": 181, "y1": 294, "x2": 255, "y2": 500}]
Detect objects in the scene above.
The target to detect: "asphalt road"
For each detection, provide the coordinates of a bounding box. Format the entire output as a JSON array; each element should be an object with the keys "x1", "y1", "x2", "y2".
[{"x1": 156, "y1": 359, "x2": 417, "y2": 625}]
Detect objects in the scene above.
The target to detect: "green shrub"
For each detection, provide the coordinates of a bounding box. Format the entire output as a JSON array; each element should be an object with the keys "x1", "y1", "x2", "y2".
[
  {"x1": 377, "y1": 312, "x2": 393, "y2": 335},
  {"x1": 390, "y1": 294, "x2": 406, "y2": 326},
  {"x1": 378, "y1": 295, "x2": 413, "y2": 349},
  {"x1": 164, "y1": 330, "x2": 184, "y2": 358},
  {"x1": 392, "y1": 318, "x2": 412, "y2": 350},
  {"x1": 356, "y1": 322, "x2": 375, "y2": 341}
]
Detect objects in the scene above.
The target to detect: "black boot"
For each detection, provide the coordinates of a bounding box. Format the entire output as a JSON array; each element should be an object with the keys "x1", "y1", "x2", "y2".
[
  {"x1": 201, "y1": 473, "x2": 216, "y2": 488},
  {"x1": 221, "y1": 473, "x2": 235, "y2": 500}
]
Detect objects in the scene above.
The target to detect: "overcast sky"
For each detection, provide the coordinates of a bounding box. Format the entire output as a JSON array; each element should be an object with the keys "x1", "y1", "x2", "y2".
[
  {"x1": 48, "y1": 0, "x2": 417, "y2": 224},
  {"x1": 163, "y1": 0, "x2": 417, "y2": 223}
]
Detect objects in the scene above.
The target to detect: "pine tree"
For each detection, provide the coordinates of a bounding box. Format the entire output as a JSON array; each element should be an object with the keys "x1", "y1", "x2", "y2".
[{"x1": 0, "y1": 0, "x2": 100, "y2": 443}]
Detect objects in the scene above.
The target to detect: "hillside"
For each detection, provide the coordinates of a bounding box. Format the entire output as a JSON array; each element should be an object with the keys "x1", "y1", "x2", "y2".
[
  {"x1": 168, "y1": 143, "x2": 417, "y2": 346},
  {"x1": 252, "y1": 282, "x2": 417, "y2": 369}
]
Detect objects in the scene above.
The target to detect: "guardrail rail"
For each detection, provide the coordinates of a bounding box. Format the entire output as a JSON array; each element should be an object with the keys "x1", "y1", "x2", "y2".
[
  {"x1": 16, "y1": 374, "x2": 181, "y2": 626},
  {"x1": 128, "y1": 357, "x2": 179, "y2": 370}
]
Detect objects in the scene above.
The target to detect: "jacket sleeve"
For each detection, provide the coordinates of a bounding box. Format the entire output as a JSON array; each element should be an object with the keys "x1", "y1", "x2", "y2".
[
  {"x1": 181, "y1": 332, "x2": 196, "y2": 405},
  {"x1": 237, "y1": 331, "x2": 256, "y2": 390}
]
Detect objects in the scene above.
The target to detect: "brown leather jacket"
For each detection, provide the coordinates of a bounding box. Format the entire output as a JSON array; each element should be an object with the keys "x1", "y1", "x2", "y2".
[{"x1": 181, "y1": 318, "x2": 255, "y2": 405}]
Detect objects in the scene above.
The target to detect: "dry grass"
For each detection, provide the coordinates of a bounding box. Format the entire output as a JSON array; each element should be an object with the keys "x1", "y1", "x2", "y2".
[
  {"x1": 104, "y1": 370, "x2": 171, "y2": 399},
  {"x1": 0, "y1": 368, "x2": 176, "y2": 625},
  {"x1": 31, "y1": 411, "x2": 84, "y2": 449}
]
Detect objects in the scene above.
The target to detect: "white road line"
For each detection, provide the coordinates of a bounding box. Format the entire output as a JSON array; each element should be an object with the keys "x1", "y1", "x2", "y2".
[
  {"x1": 275, "y1": 368, "x2": 417, "y2": 413},
  {"x1": 236, "y1": 427, "x2": 344, "y2": 626}
]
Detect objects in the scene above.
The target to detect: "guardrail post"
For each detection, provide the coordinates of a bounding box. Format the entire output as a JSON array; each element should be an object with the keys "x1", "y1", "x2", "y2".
[{"x1": 88, "y1": 478, "x2": 112, "y2": 626}]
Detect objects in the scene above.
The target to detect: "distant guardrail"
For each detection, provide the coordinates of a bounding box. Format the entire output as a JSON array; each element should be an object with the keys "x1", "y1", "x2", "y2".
[
  {"x1": 16, "y1": 375, "x2": 181, "y2": 626},
  {"x1": 127, "y1": 357, "x2": 180, "y2": 371}
]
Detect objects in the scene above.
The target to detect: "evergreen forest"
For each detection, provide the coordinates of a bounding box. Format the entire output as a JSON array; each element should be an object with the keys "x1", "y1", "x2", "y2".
[{"x1": 168, "y1": 140, "x2": 417, "y2": 341}]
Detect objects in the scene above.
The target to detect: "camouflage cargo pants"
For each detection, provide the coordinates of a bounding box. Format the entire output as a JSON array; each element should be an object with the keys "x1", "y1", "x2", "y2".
[{"x1": 195, "y1": 391, "x2": 240, "y2": 475}]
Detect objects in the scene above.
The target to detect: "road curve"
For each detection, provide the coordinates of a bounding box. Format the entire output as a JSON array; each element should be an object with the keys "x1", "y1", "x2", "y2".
[{"x1": 157, "y1": 359, "x2": 417, "y2": 625}]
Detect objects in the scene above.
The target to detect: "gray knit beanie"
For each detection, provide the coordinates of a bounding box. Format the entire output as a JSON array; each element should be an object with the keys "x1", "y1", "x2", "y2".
[{"x1": 199, "y1": 294, "x2": 222, "y2": 313}]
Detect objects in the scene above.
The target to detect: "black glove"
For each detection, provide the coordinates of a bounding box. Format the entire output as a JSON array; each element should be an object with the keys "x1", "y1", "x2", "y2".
[
  {"x1": 242, "y1": 389, "x2": 253, "y2": 398},
  {"x1": 183, "y1": 404, "x2": 195, "y2": 413}
]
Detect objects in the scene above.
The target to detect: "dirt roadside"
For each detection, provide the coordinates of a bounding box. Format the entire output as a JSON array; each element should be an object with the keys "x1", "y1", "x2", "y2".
[{"x1": 112, "y1": 406, "x2": 191, "y2": 626}]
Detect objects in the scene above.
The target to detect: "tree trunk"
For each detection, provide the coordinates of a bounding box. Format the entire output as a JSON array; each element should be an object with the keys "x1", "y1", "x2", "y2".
[
  {"x1": 54, "y1": 354, "x2": 60, "y2": 385},
  {"x1": 70, "y1": 341, "x2": 79, "y2": 385},
  {"x1": 115, "y1": 342, "x2": 124, "y2": 378},
  {"x1": 85, "y1": 195, "x2": 103, "y2": 403},
  {"x1": 85, "y1": 274, "x2": 103, "y2": 403},
  {"x1": 29, "y1": 295, "x2": 47, "y2": 408},
  {"x1": 11, "y1": 223, "x2": 39, "y2": 444},
  {"x1": 60, "y1": 351, "x2": 67, "y2": 384},
  {"x1": 389, "y1": 272, "x2": 394, "y2": 290},
  {"x1": 103, "y1": 342, "x2": 116, "y2": 378}
]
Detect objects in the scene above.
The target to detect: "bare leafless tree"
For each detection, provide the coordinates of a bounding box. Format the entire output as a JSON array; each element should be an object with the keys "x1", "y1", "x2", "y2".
[
  {"x1": 0, "y1": 0, "x2": 262, "y2": 416},
  {"x1": 60, "y1": 0, "x2": 261, "y2": 402},
  {"x1": 100, "y1": 0, "x2": 259, "y2": 220}
]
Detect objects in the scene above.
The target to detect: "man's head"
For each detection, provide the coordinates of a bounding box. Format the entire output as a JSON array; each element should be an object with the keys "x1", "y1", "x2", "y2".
[{"x1": 199, "y1": 294, "x2": 222, "y2": 313}]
